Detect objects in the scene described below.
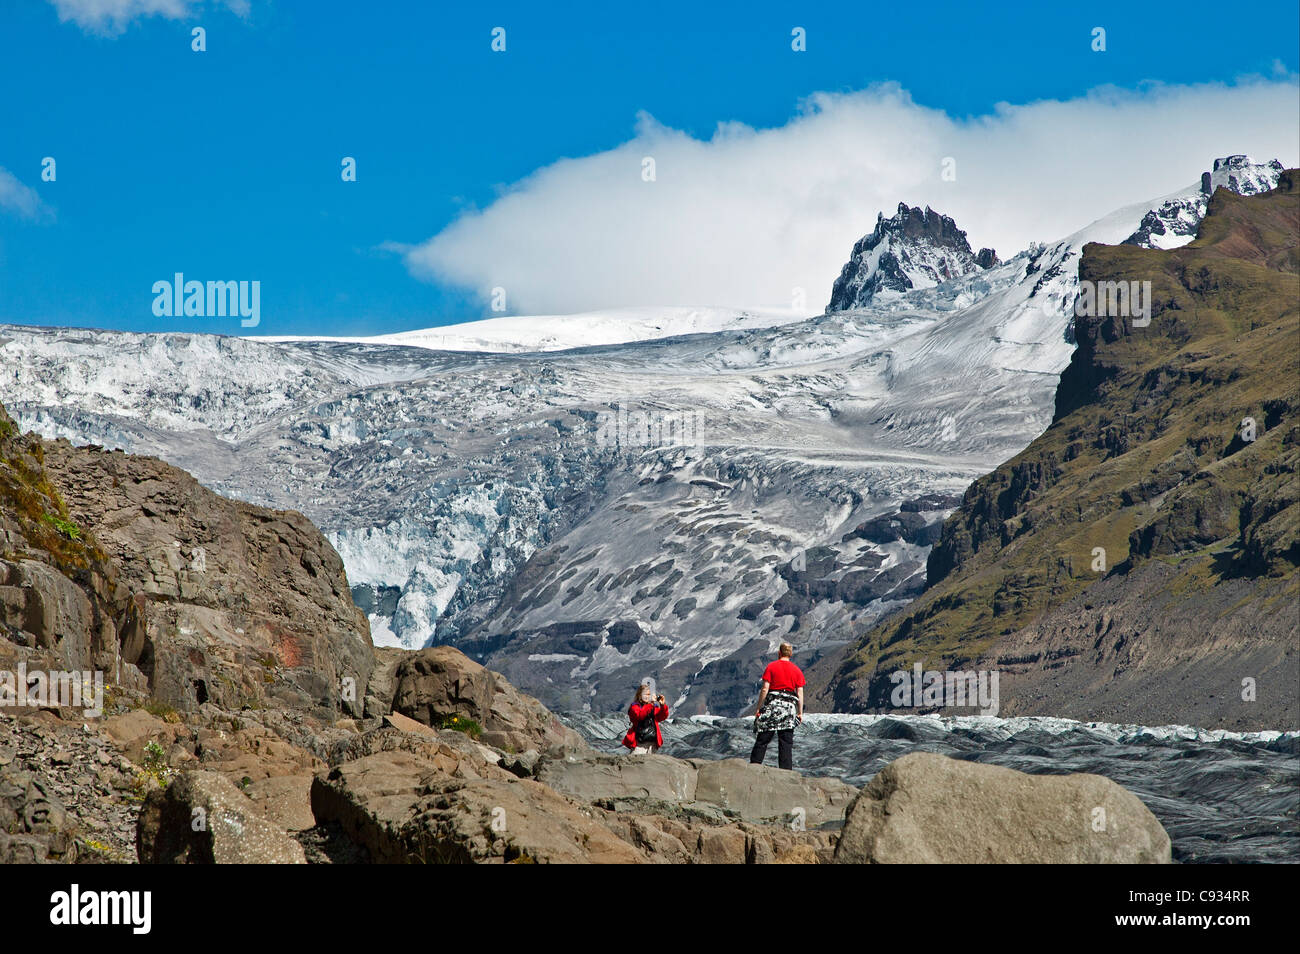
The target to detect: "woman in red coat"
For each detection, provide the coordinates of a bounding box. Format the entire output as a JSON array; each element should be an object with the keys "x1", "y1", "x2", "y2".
[{"x1": 622, "y1": 684, "x2": 669, "y2": 754}]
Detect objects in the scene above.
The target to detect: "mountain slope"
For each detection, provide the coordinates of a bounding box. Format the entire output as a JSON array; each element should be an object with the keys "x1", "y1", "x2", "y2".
[{"x1": 818, "y1": 172, "x2": 1300, "y2": 730}]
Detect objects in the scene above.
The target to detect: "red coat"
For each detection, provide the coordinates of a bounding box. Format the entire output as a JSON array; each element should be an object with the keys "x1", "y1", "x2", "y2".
[{"x1": 622, "y1": 702, "x2": 669, "y2": 749}]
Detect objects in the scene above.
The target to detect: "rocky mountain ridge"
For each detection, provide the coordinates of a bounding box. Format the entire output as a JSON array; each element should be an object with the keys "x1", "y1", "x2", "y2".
[
  {"x1": 817, "y1": 170, "x2": 1300, "y2": 731},
  {"x1": 1123, "y1": 156, "x2": 1285, "y2": 249}
]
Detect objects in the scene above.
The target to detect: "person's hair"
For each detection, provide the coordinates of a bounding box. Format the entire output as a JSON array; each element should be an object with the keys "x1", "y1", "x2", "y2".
[
  {"x1": 632, "y1": 683, "x2": 654, "y2": 706},
  {"x1": 778, "y1": 642, "x2": 794, "y2": 659}
]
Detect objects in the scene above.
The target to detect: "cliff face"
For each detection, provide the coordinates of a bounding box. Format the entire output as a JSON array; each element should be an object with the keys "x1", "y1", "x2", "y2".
[
  {"x1": 0, "y1": 401, "x2": 374, "y2": 718},
  {"x1": 819, "y1": 172, "x2": 1300, "y2": 730}
]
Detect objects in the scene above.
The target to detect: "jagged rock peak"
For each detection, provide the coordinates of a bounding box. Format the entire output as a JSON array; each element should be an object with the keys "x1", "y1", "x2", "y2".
[{"x1": 827, "y1": 203, "x2": 997, "y2": 311}]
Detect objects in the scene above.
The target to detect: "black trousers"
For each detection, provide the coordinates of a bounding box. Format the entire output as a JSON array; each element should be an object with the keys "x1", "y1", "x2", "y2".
[{"x1": 750, "y1": 728, "x2": 794, "y2": 770}]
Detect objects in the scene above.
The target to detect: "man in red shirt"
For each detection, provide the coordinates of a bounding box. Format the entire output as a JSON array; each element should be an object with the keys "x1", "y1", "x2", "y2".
[{"x1": 750, "y1": 642, "x2": 805, "y2": 770}]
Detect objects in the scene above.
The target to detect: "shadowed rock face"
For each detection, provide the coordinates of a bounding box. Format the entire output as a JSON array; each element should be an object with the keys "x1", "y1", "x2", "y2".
[
  {"x1": 834, "y1": 752, "x2": 1171, "y2": 864},
  {"x1": 137, "y1": 770, "x2": 307, "y2": 864},
  {"x1": 821, "y1": 172, "x2": 1300, "y2": 730},
  {"x1": 0, "y1": 401, "x2": 374, "y2": 719}
]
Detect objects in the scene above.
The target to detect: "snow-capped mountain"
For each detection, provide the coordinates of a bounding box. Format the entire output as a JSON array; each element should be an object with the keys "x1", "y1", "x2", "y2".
[
  {"x1": 1123, "y1": 155, "x2": 1285, "y2": 249},
  {"x1": 0, "y1": 156, "x2": 1281, "y2": 716},
  {"x1": 826, "y1": 203, "x2": 1000, "y2": 310}
]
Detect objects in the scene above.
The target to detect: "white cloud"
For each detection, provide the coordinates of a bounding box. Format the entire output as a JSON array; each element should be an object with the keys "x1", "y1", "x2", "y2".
[
  {"x1": 401, "y1": 79, "x2": 1300, "y2": 315},
  {"x1": 0, "y1": 167, "x2": 50, "y2": 221},
  {"x1": 49, "y1": 0, "x2": 249, "y2": 35}
]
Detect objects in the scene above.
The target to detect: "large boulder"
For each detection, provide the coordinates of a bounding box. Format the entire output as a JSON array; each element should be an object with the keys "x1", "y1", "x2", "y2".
[
  {"x1": 537, "y1": 752, "x2": 698, "y2": 804},
  {"x1": 244, "y1": 775, "x2": 316, "y2": 832},
  {"x1": 691, "y1": 758, "x2": 858, "y2": 828},
  {"x1": 390, "y1": 646, "x2": 589, "y2": 755},
  {"x1": 137, "y1": 770, "x2": 307, "y2": 863},
  {"x1": 310, "y1": 748, "x2": 645, "y2": 864},
  {"x1": 834, "y1": 753, "x2": 1172, "y2": 864},
  {"x1": 536, "y1": 752, "x2": 857, "y2": 829}
]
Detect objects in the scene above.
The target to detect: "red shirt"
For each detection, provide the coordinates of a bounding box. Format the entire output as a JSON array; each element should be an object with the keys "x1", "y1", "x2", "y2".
[{"x1": 762, "y1": 659, "x2": 805, "y2": 693}]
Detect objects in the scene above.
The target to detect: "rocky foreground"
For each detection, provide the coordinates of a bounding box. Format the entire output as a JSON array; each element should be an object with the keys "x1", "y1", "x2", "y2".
[
  {"x1": 0, "y1": 400, "x2": 1170, "y2": 863},
  {"x1": 4, "y1": 645, "x2": 1172, "y2": 864}
]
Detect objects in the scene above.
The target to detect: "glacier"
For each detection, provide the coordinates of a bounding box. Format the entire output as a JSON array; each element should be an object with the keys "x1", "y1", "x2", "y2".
[{"x1": 0, "y1": 155, "x2": 1282, "y2": 716}]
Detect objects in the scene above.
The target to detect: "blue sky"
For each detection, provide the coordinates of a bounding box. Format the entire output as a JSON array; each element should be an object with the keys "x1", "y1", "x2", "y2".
[{"x1": 1, "y1": 0, "x2": 1297, "y2": 336}]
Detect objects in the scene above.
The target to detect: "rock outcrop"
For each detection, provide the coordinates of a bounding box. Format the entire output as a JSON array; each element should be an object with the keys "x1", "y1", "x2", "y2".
[
  {"x1": 310, "y1": 746, "x2": 644, "y2": 864},
  {"x1": 1123, "y1": 156, "x2": 1284, "y2": 249},
  {"x1": 834, "y1": 753, "x2": 1171, "y2": 864},
  {"x1": 390, "y1": 646, "x2": 589, "y2": 754},
  {"x1": 308, "y1": 718, "x2": 842, "y2": 864},
  {"x1": 137, "y1": 769, "x2": 307, "y2": 863},
  {"x1": 0, "y1": 401, "x2": 375, "y2": 720},
  {"x1": 599, "y1": 810, "x2": 834, "y2": 864},
  {"x1": 38, "y1": 437, "x2": 375, "y2": 718}
]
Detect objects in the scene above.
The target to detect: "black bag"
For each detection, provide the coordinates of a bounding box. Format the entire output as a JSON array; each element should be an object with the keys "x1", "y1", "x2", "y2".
[{"x1": 634, "y1": 710, "x2": 658, "y2": 745}]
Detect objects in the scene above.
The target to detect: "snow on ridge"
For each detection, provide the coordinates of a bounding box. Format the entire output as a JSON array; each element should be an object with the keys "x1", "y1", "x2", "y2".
[{"x1": 257, "y1": 305, "x2": 812, "y2": 355}]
